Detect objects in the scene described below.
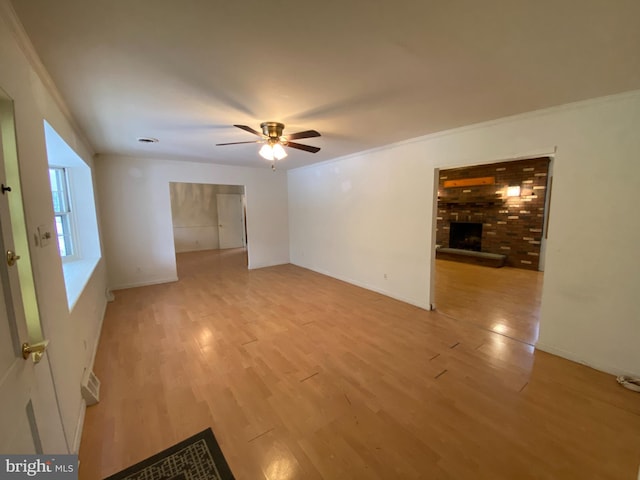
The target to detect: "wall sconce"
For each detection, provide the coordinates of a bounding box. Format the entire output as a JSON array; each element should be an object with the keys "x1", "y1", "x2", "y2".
[{"x1": 507, "y1": 185, "x2": 521, "y2": 197}]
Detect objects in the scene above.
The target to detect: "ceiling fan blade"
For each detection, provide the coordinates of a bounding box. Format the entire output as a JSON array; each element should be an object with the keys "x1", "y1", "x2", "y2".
[
  {"x1": 216, "y1": 140, "x2": 261, "y2": 146},
  {"x1": 285, "y1": 129, "x2": 321, "y2": 140},
  {"x1": 234, "y1": 124, "x2": 263, "y2": 137},
  {"x1": 285, "y1": 141, "x2": 321, "y2": 153}
]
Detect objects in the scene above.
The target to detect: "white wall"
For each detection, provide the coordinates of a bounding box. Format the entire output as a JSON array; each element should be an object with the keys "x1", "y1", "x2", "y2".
[
  {"x1": 0, "y1": 3, "x2": 108, "y2": 452},
  {"x1": 96, "y1": 155, "x2": 289, "y2": 289},
  {"x1": 288, "y1": 90, "x2": 640, "y2": 378},
  {"x1": 289, "y1": 145, "x2": 434, "y2": 307}
]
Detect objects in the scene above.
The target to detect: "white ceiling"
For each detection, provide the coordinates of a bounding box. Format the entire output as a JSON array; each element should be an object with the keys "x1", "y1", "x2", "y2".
[{"x1": 9, "y1": 0, "x2": 640, "y2": 170}]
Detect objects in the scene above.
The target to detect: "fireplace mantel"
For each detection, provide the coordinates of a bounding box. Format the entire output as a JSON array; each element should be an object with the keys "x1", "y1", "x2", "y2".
[{"x1": 438, "y1": 195, "x2": 502, "y2": 205}]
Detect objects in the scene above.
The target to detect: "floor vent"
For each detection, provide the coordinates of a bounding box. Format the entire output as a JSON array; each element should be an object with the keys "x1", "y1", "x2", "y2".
[
  {"x1": 105, "y1": 288, "x2": 115, "y2": 302},
  {"x1": 81, "y1": 369, "x2": 100, "y2": 406}
]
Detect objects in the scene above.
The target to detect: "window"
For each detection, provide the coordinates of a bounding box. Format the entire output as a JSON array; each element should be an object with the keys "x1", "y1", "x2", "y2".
[
  {"x1": 44, "y1": 121, "x2": 102, "y2": 310},
  {"x1": 49, "y1": 167, "x2": 75, "y2": 257}
]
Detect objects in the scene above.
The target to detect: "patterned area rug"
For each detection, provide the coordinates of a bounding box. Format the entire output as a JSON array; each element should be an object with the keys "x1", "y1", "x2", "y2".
[{"x1": 105, "y1": 428, "x2": 235, "y2": 480}]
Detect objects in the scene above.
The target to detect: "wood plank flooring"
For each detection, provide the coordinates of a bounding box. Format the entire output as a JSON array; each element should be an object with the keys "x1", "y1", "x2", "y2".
[
  {"x1": 79, "y1": 249, "x2": 640, "y2": 479},
  {"x1": 434, "y1": 259, "x2": 543, "y2": 344}
]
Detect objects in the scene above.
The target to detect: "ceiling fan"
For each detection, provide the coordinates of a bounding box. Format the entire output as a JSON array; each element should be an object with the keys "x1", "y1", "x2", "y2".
[{"x1": 216, "y1": 122, "x2": 321, "y2": 164}]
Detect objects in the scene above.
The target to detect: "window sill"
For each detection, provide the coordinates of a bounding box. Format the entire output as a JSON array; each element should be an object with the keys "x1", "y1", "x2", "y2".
[{"x1": 62, "y1": 257, "x2": 100, "y2": 311}]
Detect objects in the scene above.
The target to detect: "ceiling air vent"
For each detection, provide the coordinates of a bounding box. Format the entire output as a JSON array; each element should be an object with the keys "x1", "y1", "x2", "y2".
[{"x1": 137, "y1": 137, "x2": 159, "y2": 143}]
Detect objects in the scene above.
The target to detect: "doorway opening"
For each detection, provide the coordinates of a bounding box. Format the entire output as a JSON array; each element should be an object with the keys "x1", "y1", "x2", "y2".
[
  {"x1": 169, "y1": 183, "x2": 247, "y2": 272},
  {"x1": 432, "y1": 156, "x2": 553, "y2": 345}
]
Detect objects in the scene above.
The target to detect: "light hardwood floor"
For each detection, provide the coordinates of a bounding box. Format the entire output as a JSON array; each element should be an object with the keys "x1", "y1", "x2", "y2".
[
  {"x1": 79, "y1": 249, "x2": 640, "y2": 479},
  {"x1": 434, "y1": 259, "x2": 543, "y2": 344}
]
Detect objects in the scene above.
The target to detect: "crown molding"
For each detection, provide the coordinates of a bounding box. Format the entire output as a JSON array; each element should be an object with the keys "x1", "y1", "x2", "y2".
[{"x1": 0, "y1": 0, "x2": 95, "y2": 156}]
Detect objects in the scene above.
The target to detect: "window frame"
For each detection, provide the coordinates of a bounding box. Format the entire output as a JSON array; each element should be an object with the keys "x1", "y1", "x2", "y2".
[{"x1": 49, "y1": 166, "x2": 78, "y2": 261}]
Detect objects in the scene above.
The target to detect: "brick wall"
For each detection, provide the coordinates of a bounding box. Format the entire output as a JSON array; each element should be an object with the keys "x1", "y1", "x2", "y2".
[{"x1": 436, "y1": 157, "x2": 550, "y2": 270}]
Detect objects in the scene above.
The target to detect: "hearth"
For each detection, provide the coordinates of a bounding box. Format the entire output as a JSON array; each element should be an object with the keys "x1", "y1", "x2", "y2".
[{"x1": 449, "y1": 222, "x2": 482, "y2": 251}]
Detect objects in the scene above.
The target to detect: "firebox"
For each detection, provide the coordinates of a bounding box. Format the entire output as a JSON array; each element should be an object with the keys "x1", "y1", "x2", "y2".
[{"x1": 449, "y1": 222, "x2": 483, "y2": 251}]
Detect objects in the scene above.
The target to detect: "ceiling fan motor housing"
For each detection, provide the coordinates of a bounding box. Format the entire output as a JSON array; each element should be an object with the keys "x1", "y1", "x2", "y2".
[{"x1": 261, "y1": 122, "x2": 285, "y2": 139}]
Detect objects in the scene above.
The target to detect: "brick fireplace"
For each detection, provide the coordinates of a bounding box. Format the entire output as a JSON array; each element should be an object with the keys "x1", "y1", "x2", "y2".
[{"x1": 436, "y1": 157, "x2": 550, "y2": 270}]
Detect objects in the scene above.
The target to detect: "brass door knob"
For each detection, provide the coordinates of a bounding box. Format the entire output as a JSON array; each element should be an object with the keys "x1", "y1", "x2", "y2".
[
  {"x1": 22, "y1": 340, "x2": 49, "y2": 363},
  {"x1": 6, "y1": 250, "x2": 20, "y2": 266}
]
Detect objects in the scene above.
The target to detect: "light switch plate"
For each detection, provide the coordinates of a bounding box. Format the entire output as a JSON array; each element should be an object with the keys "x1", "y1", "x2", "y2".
[{"x1": 37, "y1": 225, "x2": 51, "y2": 247}]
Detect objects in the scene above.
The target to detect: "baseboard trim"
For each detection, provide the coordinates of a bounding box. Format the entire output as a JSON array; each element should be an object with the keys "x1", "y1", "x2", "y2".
[
  {"x1": 248, "y1": 260, "x2": 289, "y2": 270},
  {"x1": 110, "y1": 276, "x2": 179, "y2": 291},
  {"x1": 72, "y1": 401, "x2": 86, "y2": 454},
  {"x1": 291, "y1": 262, "x2": 430, "y2": 310},
  {"x1": 535, "y1": 342, "x2": 639, "y2": 378},
  {"x1": 89, "y1": 298, "x2": 108, "y2": 371},
  {"x1": 73, "y1": 293, "x2": 108, "y2": 454}
]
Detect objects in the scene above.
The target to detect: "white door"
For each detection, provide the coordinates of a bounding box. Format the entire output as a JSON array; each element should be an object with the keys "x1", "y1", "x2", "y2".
[
  {"x1": 0, "y1": 90, "x2": 66, "y2": 453},
  {"x1": 0, "y1": 238, "x2": 36, "y2": 453},
  {"x1": 0, "y1": 148, "x2": 41, "y2": 454},
  {"x1": 217, "y1": 194, "x2": 245, "y2": 249}
]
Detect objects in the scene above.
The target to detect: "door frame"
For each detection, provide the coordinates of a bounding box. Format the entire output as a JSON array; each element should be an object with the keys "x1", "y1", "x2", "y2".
[
  {"x1": 428, "y1": 150, "x2": 555, "y2": 326},
  {"x1": 169, "y1": 182, "x2": 247, "y2": 257}
]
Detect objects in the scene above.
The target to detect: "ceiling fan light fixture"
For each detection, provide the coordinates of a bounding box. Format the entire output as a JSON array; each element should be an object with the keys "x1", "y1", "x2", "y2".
[
  {"x1": 272, "y1": 143, "x2": 287, "y2": 160},
  {"x1": 219, "y1": 123, "x2": 320, "y2": 166},
  {"x1": 259, "y1": 143, "x2": 274, "y2": 160},
  {"x1": 259, "y1": 142, "x2": 288, "y2": 161}
]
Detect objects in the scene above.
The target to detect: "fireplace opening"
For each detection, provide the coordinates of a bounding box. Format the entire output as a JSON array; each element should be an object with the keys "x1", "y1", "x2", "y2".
[{"x1": 449, "y1": 222, "x2": 483, "y2": 251}]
